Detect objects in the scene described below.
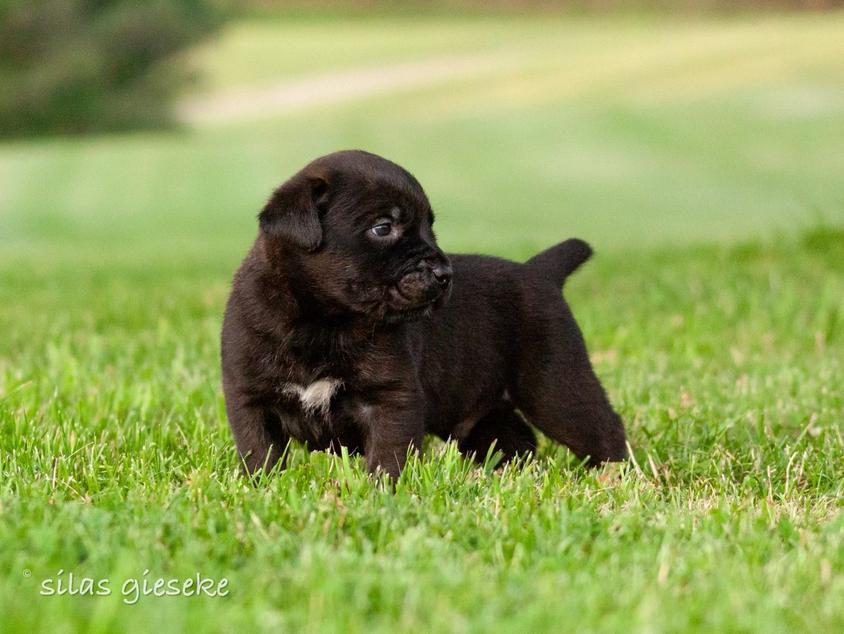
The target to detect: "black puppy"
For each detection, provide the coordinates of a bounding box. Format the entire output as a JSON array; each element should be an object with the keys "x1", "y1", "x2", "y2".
[{"x1": 221, "y1": 150, "x2": 627, "y2": 478}]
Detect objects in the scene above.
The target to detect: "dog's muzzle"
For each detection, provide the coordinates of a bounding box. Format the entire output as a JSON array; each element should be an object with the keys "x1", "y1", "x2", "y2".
[{"x1": 395, "y1": 259, "x2": 453, "y2": 309}]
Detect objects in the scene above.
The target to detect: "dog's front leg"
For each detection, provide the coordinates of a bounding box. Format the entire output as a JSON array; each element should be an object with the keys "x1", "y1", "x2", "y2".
[
  {"x1": 225, "y1": 393, "x2": 289, "y2": 475},
  {"x1": 357, "y1": 397, "x2": 424, "y2": 480}
]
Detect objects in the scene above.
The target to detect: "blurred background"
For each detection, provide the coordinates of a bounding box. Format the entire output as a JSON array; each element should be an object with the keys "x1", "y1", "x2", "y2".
[{"x1": 1, "y1": 0, "x2": 843, "y2": 265}]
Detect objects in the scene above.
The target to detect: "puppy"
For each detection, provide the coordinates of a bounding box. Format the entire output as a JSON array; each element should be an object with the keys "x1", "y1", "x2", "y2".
[{"x1": 221, "y1": 150, "x2": 627, "y2": 478}]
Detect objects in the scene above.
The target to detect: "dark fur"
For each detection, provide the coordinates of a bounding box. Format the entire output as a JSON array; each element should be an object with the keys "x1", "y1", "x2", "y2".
[{"x1": 221, "y1": 150, "x2": 627, "y2": 478}]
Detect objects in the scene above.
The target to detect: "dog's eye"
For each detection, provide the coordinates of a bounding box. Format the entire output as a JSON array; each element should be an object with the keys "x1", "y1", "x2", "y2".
[{"x1": 370, "y1": 222, "x2": 393, "y2": 238}]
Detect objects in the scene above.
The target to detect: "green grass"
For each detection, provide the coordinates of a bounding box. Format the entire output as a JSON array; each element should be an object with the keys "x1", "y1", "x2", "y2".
[{"x1": 1, "y1": 12, "x2": 843, "y2": 633}]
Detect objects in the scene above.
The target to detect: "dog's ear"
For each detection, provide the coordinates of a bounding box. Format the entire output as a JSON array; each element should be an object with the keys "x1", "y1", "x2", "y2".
[{"x1": 259, "y1": 173, "x2": 329, "y2": 251}]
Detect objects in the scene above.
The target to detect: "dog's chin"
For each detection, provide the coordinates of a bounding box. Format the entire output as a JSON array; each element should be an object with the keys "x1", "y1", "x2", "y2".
[
  {"x1": 382, "y1": 288, "x2": 450, "y2": 324},
  {"x1": 383, "y1": 303, "x2": 435, "y2": 324}
]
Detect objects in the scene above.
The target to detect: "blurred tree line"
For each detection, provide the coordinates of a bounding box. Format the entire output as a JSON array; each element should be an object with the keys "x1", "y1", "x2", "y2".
[
  {"x1": 1, "y1": 0, "x2": 840, "y2": 138},
  {"x1": 245, "y1": 0, "x2": 843, "y2": 12},
  {"x1": 0, "y1": 0, "x2": 228, "y2": 138}
]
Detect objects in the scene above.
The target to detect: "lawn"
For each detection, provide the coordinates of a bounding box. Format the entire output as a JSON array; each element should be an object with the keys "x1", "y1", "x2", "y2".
[{"x1": 1, "y1": 12, "x2": 843, "y2": 633}]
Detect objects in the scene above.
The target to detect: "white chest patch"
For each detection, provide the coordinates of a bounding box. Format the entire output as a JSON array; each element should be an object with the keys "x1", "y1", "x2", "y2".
[{"x1": 282, "y1": 378, "x2": 343, "y2": 417}]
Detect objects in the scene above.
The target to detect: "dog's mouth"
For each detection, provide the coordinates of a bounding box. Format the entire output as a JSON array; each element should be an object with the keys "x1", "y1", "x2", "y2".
[
  {"x1": 381, "y1": 271, "x2": 451, "y2": 322},
  {"x1": 347, "y1": 259, "x2": 452, "y2": 324},
  {"x1": 393, "y1": 269, "x2": 450, "y2": 306},
  {"x1": 394, "y1": 284, "x2": 440, "y2": 308}
]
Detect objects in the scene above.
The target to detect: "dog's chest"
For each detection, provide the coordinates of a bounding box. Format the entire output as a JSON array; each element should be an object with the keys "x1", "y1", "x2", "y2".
[{"x1": 280, "y1": 377, "x2": 343, "y2": 417}]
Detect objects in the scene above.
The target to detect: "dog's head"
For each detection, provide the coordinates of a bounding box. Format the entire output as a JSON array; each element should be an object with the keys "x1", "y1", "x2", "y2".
[{"x1": 259, "y1": 150, "x2": 452, "y2": 323}]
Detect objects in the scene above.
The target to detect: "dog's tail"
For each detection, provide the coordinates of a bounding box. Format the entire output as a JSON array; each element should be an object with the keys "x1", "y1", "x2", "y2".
[{"x1": 524, "y1": 238, "x2": 593, "y2": 288}]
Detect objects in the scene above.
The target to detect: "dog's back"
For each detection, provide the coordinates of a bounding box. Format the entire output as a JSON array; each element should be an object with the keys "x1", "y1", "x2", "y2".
[{"x1": 417, "y1": 240, "x2": 627, "y2": 465}]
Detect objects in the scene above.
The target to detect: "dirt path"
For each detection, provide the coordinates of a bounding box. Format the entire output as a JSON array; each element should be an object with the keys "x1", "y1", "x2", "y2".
[{"x1": 178, "y1": 52, "x2": 517, "y2": 124}]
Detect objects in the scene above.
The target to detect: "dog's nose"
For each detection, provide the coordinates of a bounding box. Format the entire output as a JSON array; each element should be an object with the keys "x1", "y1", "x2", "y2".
[{"x1": 431, "y1": 263, "x2": 452, "y2": 287}]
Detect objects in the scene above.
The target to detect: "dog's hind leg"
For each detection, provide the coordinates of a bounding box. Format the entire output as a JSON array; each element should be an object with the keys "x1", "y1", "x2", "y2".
[
  {"x1": 457, "y1": 401, "x2": 537, "y2": 466},
  {"x1": 511, "y1": 300, "x2": 627, "y2": 467}
]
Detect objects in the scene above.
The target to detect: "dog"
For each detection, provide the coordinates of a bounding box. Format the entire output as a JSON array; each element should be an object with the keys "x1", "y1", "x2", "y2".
[{"x1": 221, "y1": 150, "x2": 627, "y2": 478}]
